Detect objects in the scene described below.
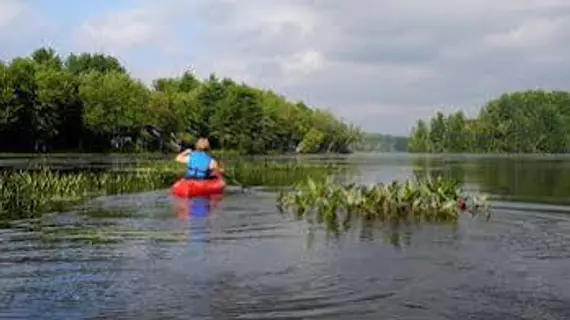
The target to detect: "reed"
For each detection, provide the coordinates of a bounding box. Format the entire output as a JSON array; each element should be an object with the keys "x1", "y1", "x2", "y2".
[
  {"x1": 0, "y1": 160, "x2": 340, "y2": 219},
  {"x1": 135, "y1": 159, "x2": 343, "y2": 187},
  {"x1": 0, "y1": 170, "x2": 176, "y2": 219}
]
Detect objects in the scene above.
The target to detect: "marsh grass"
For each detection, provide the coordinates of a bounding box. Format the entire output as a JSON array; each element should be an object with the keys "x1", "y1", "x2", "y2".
[
  {"x1": 0, "y1": 160, "x2": 340, "y2": 219},
  {"x1": 135, "y1": 159, "x2": 343, "y2": 187},
  {"x1": 277, "y1": 175, "x2": 491, "y2": 233},
  {"x1": 0, "y1": 170, "x2": 176, "y2": 219}
]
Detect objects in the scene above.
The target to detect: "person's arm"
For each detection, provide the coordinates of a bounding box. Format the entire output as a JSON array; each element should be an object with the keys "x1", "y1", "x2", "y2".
[
  {"x1": 175, "y1": 149, "x2": 191, "y2": 164},
  {"x1": 209, "y1": 159, "x2": 225, "y2": 174},
  {"x1": 209, "y1": 159, "x2": 218, "y2": 171},
  {"x1": 214, "y1": 159, "x2": 226, "y2": 174}
]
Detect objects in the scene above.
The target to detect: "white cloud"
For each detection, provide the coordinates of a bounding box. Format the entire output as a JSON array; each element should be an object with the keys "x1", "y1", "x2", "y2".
[
  {"x1": 280, "y1": 50, "x2": 325, "y2": 84},
  {"x1": 74, "y1": 2, "x2": 191, "y2": 54},
  {"x1": 220, "y1": 1, "x2": 318, "y2": 38},
  {"x1": 77, "y1": 9, "x2": 158, "y2": 51},
  {"x1": 484, "y1": 17, "x2": 569, "y2": 48}
]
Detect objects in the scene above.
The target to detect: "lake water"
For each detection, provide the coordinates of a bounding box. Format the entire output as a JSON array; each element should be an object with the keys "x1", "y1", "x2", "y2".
[{"x1": 1, "y1": 153, "x2": 570, "y2": 319}]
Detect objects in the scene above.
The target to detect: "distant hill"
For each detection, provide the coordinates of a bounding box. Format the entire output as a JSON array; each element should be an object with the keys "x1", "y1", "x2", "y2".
[{"x1": 353, "y1": 133, "x2": 409, "y2": 152}]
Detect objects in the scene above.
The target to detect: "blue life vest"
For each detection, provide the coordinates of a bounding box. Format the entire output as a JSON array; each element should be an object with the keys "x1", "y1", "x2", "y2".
[{"x1": 185, "y1": 151, "x2": 212, "y2": 179}]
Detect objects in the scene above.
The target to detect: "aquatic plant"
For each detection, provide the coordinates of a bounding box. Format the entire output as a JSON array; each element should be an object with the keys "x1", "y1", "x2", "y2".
[
  {"x1": 136, "y1": 159, "x2": 343, "y2": 187},
  {"x1": 3, "y1": 216, "x2": 187, "y2": 246},
  {"x1": 226, "y1": 161, "x2": 342, "y2": 187},
  {"x1": 0, "y1": 161, "x2": 341, "y2": 220},
  {"x1": 0, "y1": 169, "x2": 176, "y2": 219},
  {"x1": 277, "y1": 175, "x2": 491, "y2": 231}
]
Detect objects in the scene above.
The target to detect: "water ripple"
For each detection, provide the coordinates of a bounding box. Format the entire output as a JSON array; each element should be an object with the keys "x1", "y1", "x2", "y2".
[{"x1": 1, "y1": 174, "x2": 570, "y2": 319}]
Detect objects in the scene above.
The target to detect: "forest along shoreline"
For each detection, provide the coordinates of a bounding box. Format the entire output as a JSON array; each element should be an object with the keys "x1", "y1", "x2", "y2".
[{"x1": 0, "y1": 47, "x2": 361, "y2": 155}]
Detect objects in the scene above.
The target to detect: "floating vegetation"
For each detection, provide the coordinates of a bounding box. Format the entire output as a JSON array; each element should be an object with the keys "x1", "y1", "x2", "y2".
[
  {"x1": 277, "y1": 175, "x2": 491, "y2": 232},
  {"x1": 37, "y1": 226, "x2": 186, "y2": 245},
  {"x1": 0, "y1": 218, "x2": 187, "y2": 249}
]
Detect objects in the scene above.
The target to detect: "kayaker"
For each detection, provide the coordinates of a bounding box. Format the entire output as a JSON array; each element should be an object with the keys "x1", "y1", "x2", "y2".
[{"x1": 175, "y1": 137, "x2": 221, "y2": 179}]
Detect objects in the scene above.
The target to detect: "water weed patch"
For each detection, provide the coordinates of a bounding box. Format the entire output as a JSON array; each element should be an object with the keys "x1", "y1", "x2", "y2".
[{"x1": 277, "y1": 175, "x2": 491, "y2": 232}]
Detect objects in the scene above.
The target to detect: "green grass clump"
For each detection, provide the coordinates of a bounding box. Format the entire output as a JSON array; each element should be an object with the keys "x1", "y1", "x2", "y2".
[
  {"x1": 135, "y1": 159, "x2": 343, "y2": 187},
  {"x1": 277, "y1": 175, "x2": 491, "y2": 232},
  {"x1": 0, "y1": 169, "x2": 177, "y2": 219},
  {"x1": 0, "y1": 160, "x2": 343, "y2": 220}
]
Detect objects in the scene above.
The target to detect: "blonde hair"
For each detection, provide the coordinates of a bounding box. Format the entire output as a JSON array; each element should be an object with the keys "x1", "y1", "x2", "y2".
[{"x1": 194, "y1": 137, "x2": 210, "y2": 151}]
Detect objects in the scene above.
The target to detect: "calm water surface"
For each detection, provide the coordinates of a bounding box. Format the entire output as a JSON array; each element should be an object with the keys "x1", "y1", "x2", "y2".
[{"x1": 1, "y1": 153, "x2": 570, "y2": 319}]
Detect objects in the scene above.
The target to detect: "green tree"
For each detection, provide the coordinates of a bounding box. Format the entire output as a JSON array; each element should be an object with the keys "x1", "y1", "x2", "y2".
[
  {"x1": 79, "y1": 71, "x2": 151, "y2": 147},
  {"x1": 34, "y1": 67, "x2": 76, "y2": 149},
  {"x1": 444, "y1": 111, "x2": 469, "y2": 152},
  {"x1": 408, "y1": 90, "x2": 570, "y2": 154},
  {"x1": 408, "y1": 119, "x2": 430, "y2": 152},
  {"x1": 65, "y1": 52, "x2": 126, "y2": 75},
  {"x1": 31, "y1": 47, "x2": 63, "y2": 71},
  {"x1": 0, "y1": 47, "x2": 362, "y2": 154}
]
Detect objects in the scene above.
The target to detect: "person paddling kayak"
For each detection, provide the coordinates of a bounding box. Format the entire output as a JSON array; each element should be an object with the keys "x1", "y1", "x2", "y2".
[{"x1": 175, "y1": 137, "x2": 222, "y2": 179}]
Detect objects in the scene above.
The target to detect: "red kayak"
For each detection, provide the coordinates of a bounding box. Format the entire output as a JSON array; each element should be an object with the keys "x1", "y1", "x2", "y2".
[{"x1": 170, "y1": 172, "x2": 226, "y2": 198}]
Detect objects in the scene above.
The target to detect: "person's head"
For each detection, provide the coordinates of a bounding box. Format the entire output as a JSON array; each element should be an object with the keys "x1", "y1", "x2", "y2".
[{"x1": 194, "y1": 137, "x2": 210, "y2": 151}]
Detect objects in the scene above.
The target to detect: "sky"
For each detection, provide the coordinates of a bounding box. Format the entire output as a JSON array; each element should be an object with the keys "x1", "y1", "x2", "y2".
[{"x1": 1, "y1": 0, "x2": 570, "y2": 135}]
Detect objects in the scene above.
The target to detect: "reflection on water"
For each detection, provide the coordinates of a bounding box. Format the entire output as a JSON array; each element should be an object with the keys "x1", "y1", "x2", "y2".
[
  {"x1": 172, "y1": 194, "x2": 224, "y2": 250},
  {"x1": 409, "y1": 155, "x2": 570, "y2": 205},
  {"x1": 1, "y1": 153, "x2": 570, "y2": 319},
  {"x1": 173, "y1": 194, "x2": 223, "y2": 220}
]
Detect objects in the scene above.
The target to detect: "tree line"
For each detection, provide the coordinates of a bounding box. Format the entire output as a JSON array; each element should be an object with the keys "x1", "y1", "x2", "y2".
[
  {"x1": 0, "y1": 47, "x2": 363, "y2": 154},
  {"x1": 407, "y1": 90, "x2": 570, "y2": 153},
  {"x1": 352, "y1": 133, "x2": 408, "y2": 152}
]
